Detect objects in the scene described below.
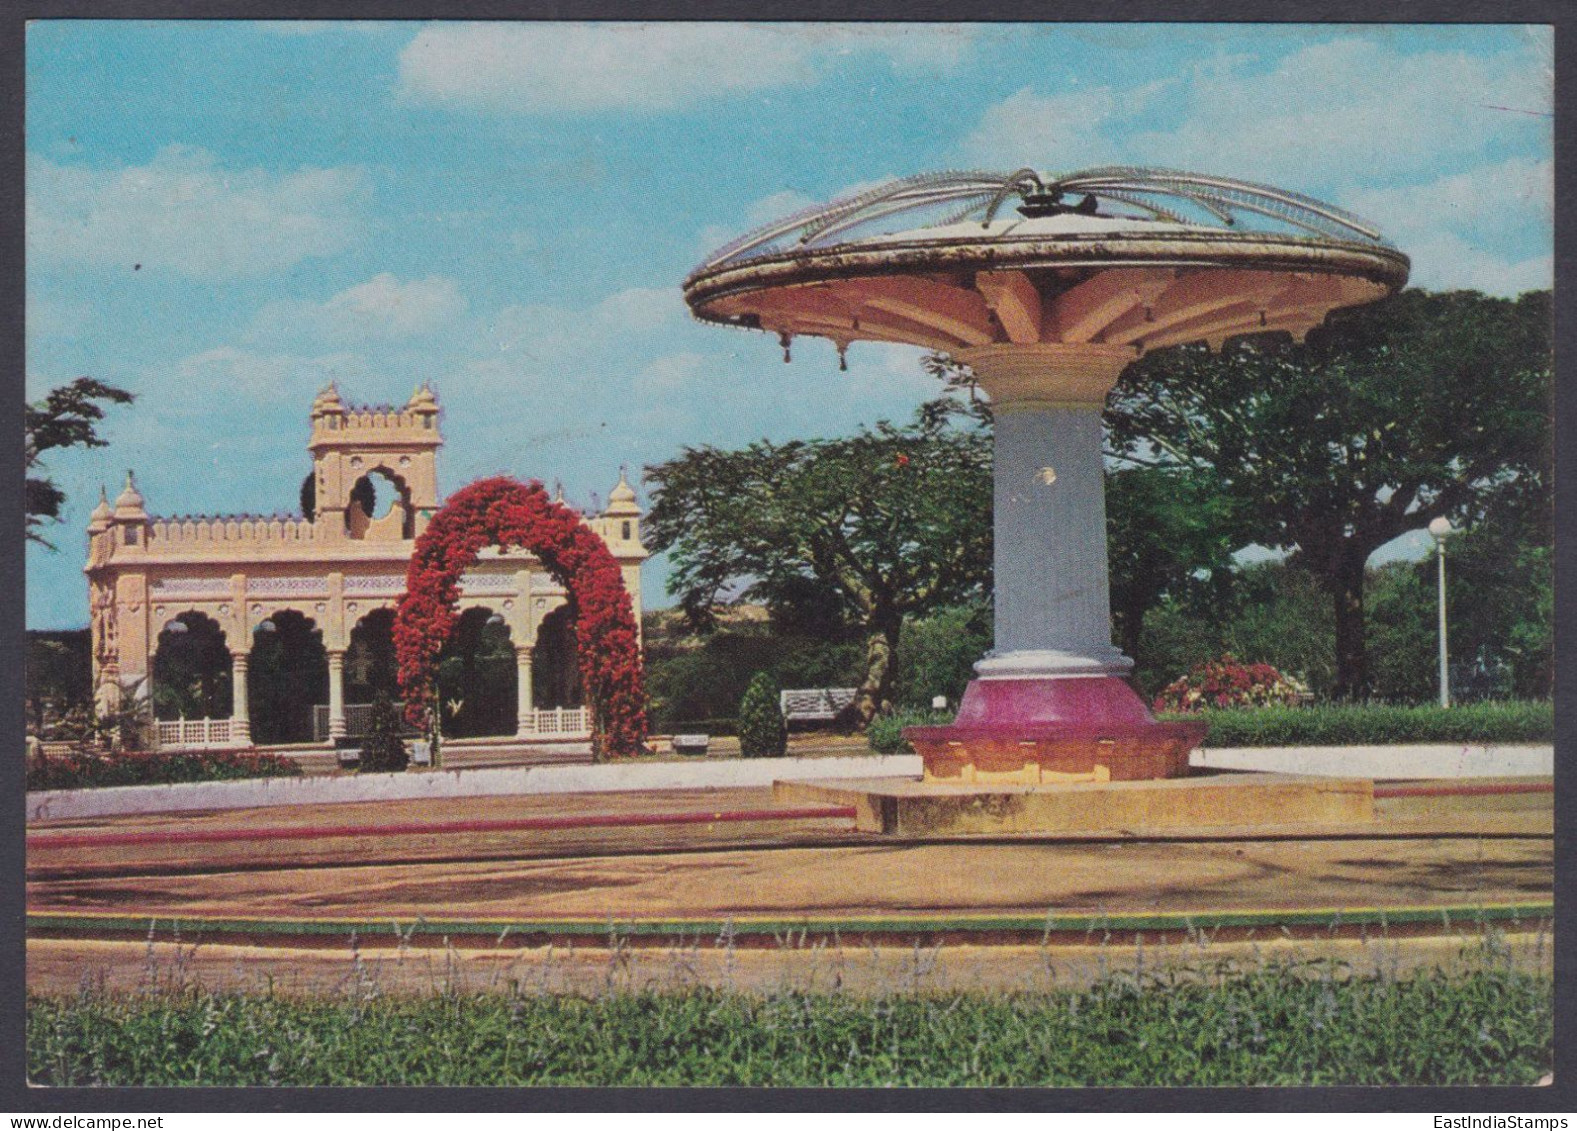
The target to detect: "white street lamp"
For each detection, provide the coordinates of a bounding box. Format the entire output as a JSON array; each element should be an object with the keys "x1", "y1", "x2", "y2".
[{"x1": 1428, "y1": 517, "x2": 1454, "y2": 708}]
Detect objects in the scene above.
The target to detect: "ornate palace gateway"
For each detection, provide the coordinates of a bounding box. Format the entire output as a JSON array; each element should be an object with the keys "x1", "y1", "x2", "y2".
[{"x1": 84, "y1": 384, "x2": 646, "y2": 752}]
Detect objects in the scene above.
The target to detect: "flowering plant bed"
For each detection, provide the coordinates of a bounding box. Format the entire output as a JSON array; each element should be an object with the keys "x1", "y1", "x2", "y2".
[
  {"x1": 394, "y1": 477, "x2": 646, "y2": 758},
  {"x1": 1154, "y1": 654, "x2": 1309, "y2": 712},
  {"x1": 25, "y1": 746, "x2": 302, "y2": 791}
]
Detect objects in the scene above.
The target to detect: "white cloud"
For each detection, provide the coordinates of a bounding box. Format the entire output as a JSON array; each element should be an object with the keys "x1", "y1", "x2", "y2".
[
  {"x1": 1130, "y1": 37, "x2": 1552, "y2": 189},
  {"x1": 1341, "y1": 156, "x2": 1552, "y2": 295},
  {"x1": 489, "y1": 285, "x2": 684, "y2": 361},
  {"x1": 28, "y1": 145, "x2": 369, "y2": 280},
  {"x1": 397, "y1": 23, "x2": 974, "y2": 115},
  {"x1": 959, "y1": 84, "x2": 1144, "y2": 169},
  {"x1": 634, "y1": 351, "x2": 707, "y2": 393},
  {"x1": 248, "y1": 274, "x2": 468, "y2": 344}
]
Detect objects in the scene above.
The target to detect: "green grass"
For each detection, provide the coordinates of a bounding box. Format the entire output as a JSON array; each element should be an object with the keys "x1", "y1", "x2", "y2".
[
  {"x1": 868, "y1": 700, "x2": 1552, "y2": 754},
  {"x1": 28, "y1": 963, "x2": 1551, "y2": 1087}
]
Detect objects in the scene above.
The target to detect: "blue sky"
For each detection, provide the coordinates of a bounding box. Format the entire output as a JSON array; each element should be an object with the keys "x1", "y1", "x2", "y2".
[{"x1": 26, "y1": 21, "x2": 1553, "y2": 628}]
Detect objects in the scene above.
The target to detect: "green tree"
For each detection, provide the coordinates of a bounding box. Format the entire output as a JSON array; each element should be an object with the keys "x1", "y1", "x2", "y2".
[
  {"x1": 1105, "y1": 465, "x2": 1241, "y2": 679},
  {"x1": 26, "y1": 377, "x2": 135, "y2": 548},
  {"x1": 645, "y1": 407, "x2": 992, "y2": 727},
  {"x1": 358, "y1": 692, "x2": 410, "y2": 773},
  {"x1": 737, "y1": 671, "x2": 787, "y2": 757},
  {"x1": 1106, "y1": 289, "x2": 1551, "y2": 698}
]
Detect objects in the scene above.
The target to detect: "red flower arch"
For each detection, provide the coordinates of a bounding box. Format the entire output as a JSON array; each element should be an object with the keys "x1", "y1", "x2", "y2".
[{"x1": 393, "y1": 476, "x2": 647, "y2": 757}]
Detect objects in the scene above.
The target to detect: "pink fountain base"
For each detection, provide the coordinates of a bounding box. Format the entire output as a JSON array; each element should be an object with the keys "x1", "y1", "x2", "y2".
[{"x1": 904, "y1": 677, "x2": 1207, "y2": 783}]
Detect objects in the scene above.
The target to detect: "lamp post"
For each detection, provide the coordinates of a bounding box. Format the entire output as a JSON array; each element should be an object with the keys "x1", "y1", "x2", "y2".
[{"x1": 1428, "y1": 517, "x2": 1454, "y2": 708}]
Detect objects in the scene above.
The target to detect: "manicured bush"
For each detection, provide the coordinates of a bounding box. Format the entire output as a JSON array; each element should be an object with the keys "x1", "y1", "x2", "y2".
[
  {"x1": 736, "y1": 672, "x2": 787, "y2": 758},
  {"x1": 356, "y1": 692, "x2": 409, "y2": 773},
  {"x1": 1154, "y1": 654, "x2": 1309, "y2": 712},
  {"x1": 867, "y1": 709, "x2": 952, "y2": 754},
  {"x1": 25, "y1": 745, "x2": 303, "y2": 791},
  {"x1": 27, "y1": 962, "x2": 1551, "y2": 1086},
  {"x1": 1162, "y1": 699, "x2": 1552, "y2": 748}
]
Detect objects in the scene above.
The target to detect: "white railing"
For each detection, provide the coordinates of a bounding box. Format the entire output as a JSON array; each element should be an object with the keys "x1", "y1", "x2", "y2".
[
  {"x1": 310, "y1": 703, "x2": 591, "y2": 741},
  {"x1": 780, "y1": 687, "x2": 858, "y2": 722},
  {"x1": 518, "y1": 706, "x2": 590, "y2": 737},
  {"x1": 312, "y1": 703, "x2": 377, "y2": 742},
  {"x1": 155, "y1": 717, "x2": 240, "y2": 750}
]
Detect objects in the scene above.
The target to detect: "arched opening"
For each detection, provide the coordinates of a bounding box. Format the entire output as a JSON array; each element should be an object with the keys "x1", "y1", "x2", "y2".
[
  {"x1": 247, "y1": 610, "x2": 328, "y2": 746},
  {"x1": 151, "y1": 612, "x2": 232, "y2": 721},
  {"x1": 436, "y1": 607, "x2": 517, "y2": 738},
  {"x1": 533, "y1": 604, "x2": 583, "y2": 709},
  {"x1": 345, "y1": 467, "x2": 414, "y2": 540},
  {"x1": 346, "y1": 608, "x2": 399, "y2": 704}
]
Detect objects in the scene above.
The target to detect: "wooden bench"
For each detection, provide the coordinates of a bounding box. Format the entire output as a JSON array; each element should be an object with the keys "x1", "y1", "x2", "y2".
[{"x1": 779, "y1": 688, "x2": 858, "y2": 724}]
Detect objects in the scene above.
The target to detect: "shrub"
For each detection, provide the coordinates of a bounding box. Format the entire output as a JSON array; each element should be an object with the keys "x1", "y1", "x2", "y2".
[
  {"x1": 26, "y1": 746, "x2": 302, "y2": 792},
  {"x1": 889, "y1": 603, "x2": 991, "y2": 710},
  {"x1": 737, "y1": 672, "x2": 787, "y2": 758},
  {"x1": 357, "y1": 692, "x2": 409, "y2": 773},
  {"x1": 1153, "y1": 654, "x2": 1308, "y2": 712},
  {"x1": 867, "y1": 709, "x2": 953, "y2": 754},
  {"x1": 1163, "y1": 699, "x2": 1553, "y2": 748}
]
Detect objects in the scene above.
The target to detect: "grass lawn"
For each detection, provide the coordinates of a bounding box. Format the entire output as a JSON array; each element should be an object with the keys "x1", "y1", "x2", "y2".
[{"x1": 29, "y1": 960, "x2": 1550, "y2": 1087}]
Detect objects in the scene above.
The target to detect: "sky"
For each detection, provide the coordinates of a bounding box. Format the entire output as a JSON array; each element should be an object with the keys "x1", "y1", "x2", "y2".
[{"x1": 25, "y1": 21, "x2": 1554, "y2": 629}]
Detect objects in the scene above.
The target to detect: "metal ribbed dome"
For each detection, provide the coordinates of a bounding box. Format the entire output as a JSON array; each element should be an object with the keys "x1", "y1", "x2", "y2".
[{"x1": 693, "y1": 166, "x2": 1394, "y2": 277}]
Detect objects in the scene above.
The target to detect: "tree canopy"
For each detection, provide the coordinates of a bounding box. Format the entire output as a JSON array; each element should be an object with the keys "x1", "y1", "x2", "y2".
[
  {"x1": 1105, "y1": 288, "x2": 1551, "y2": 697},
  {"x1": 26, "y1": 377, "x2": 135, "y2": 549},
  {"x1": 644, "y1": 407, "x2": 992, "y2": 725}
]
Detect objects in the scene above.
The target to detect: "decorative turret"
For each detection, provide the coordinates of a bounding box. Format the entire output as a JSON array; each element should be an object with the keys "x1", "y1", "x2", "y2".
[
  {"x1": 307, "y1": 386, "x2": 443, "y2": 543},
  {"x1": 406, "y1": 381, "x2": 439, "y2": 424},
  {"x1": 310, "y1": 383, "x2": 346, "y2": 423},
  {"x1": 603, "y1": 467, "x2": 641, "y2": 517},
  {"x1": 88, "y1": 486, "x2": 113, "y2": 533},
  {"x1": 113, "y1": 471, "x2": 146, "y2": 519}
]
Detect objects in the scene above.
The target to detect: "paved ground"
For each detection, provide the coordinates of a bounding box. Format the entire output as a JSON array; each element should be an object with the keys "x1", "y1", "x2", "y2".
[{"x1": 27, "y1": 780, "x2": 1550, "y2": 995}]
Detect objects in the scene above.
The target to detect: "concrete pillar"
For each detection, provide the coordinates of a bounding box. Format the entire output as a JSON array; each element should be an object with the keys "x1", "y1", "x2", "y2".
[
  {"x1": 327, "y1": 650, "x2": 346, "y2": 740},
  {"x1": 515, "y1": 645, "x2": 535, "y2": 736},
  {"x1": 959, "y1": 343, "x2": 1136, "y2": 680},
  {"x1": 230, "y1": 651, "x2": 251, "y2": 745}
]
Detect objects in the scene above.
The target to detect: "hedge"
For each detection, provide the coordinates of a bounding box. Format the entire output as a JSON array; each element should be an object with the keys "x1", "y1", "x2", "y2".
[
  {"x1": 1163, "y1": 700, "x2": 1553, "y2": 748},
  {"x1": 867, "y1": 700, "x2": 1552, "y2": 754}
]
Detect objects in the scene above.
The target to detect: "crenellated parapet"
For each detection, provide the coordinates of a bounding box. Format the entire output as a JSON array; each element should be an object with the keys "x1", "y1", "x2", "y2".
[{"x1": 148, "y1": 514, "x2": 319, "y2": 548}]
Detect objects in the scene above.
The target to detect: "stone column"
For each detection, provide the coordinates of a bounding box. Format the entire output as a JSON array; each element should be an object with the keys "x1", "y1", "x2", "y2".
[
  {"x1": 515, "y1": 645, "x2": 535, "y2": 736},
  {"x1": 958, "y1": 343, "x2": 1136, "y2": 680},
  {"x1": 230, "y1": 651, "x2": 251, "y2": 746},
  {"x1": 327, "y1": 650, "x2": 347, "y2": 740}
]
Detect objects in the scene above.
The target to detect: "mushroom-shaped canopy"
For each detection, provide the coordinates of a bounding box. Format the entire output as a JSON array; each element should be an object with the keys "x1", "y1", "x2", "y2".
[{"x1": 685, "y1": 167, "x2": 1409, "y2": 357}]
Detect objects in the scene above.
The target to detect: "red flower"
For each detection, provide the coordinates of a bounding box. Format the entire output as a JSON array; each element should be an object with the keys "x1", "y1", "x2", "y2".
[{"x1": 393, "y1": 476, "x2": 648, "y2": 758}]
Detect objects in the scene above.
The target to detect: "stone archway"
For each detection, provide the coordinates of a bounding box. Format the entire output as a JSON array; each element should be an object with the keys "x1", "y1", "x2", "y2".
[
  {"x1": 151, "y1": 611, "x2": 232, "y2": 721},
  {"x1": 436, "y1": 607, "x2": 517, "y2": 738},
  {"x1": 248, "y1": 610, "x2": 329, "y2": 745},
  {"x1": 346, "y1": 466, "x2": 415, "y2": 540},
  {"x1": 533, "y1": 604, "x2": 582, "y2": 710},
  {"x1": 346, "y1": 607, "x2": 400, "y2": 704}
]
